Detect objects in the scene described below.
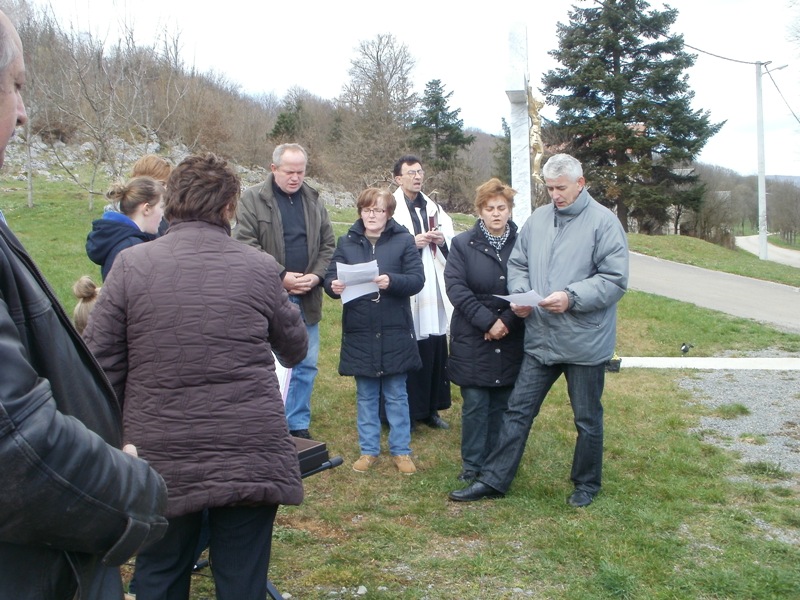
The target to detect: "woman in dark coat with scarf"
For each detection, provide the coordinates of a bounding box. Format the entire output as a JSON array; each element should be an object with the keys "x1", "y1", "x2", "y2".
[
  {"x1": 84, "y1": 153, "x2": 307, "y2": 600},
  {"x1": 324, "y1": 188, "x2": 424, "y2": 475},
  {"x1": 444, "y1": 178, "x2": 524, "y2": 482}
]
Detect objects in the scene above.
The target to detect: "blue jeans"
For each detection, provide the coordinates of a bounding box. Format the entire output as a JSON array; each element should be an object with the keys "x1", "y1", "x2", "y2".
[
  {"x1": 133, "y1": 504, "x2": 278, "y2": 600},
  {"x1": 355, "y1": 374, "x2": 412, "y2": 456},
  {"x1": 460, "y1": 385, "x2": 513, "y2": 473},
  {"x1": 285, "y1": 296, "x2": 320, "y2": 431},
  {"x1": 479, "y1": 355, "x2": 605, "y2": 495}
]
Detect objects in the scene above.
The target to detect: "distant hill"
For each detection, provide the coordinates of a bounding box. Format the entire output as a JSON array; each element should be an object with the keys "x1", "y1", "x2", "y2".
[{"x1": 768, "y1": 175, "x2": 800, "y2": 187}]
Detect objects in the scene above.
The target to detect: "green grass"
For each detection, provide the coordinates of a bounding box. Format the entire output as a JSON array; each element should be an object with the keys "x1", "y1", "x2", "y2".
[
  {"x1": 629, "y1": 233, "x2": 800, "y2": 288},
  {"x1": 769, "y1": 234, "x2": 799, "y2": 250},
  {"x1": 714, "y1": 403, "x2": 751, "y2": 420},
  {"x1": 3, "y1": 174, "x2": 800, "y2": 599}
]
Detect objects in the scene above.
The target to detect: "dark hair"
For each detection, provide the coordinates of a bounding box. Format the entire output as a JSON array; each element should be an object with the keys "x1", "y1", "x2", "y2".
[
  {"x1": 356, "y1": 188, "x2": 396, "y2": 219},
  {"x1": 392, "y1": 155, "x2": 423, "y2": 178},
  {"x1": 164, "y1": 153, "x2": 240, "y2": 227},
  {"x1": 475, "y1": 178, "x2": 516, "y2": 212},
  {"x1": 105, "y1": 176, "x2": 164, "y2": 216}
]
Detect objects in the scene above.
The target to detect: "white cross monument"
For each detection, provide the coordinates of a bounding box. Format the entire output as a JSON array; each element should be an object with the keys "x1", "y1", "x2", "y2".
[{"x1": 507, "y1": 25, "x2": 545, "y2": 226}]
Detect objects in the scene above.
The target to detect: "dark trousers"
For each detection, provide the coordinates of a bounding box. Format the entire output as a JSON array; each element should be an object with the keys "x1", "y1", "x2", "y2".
[
  {"x1": 406, "y1": 334, "x2": 451, "y2": 420},
  {"x1": 460, "y1": 385, "x2": 513, "y2": 473},
  {"x1": 133, "y1": 504, "x2": 278, "y2": 600},
  {"x1": 479, "y1": 355, "x2": 605, "y2": 495}
]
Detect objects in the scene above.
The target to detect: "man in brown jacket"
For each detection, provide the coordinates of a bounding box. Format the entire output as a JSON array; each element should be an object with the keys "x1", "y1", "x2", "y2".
[{"x1": 234, "y1": 143, "x2": 335, "y2": 439}]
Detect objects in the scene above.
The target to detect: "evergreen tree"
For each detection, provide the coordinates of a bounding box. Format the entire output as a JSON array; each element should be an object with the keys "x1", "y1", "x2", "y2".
[
  {"x1": 411, "y1": 79, "x2": 475, "y2": 172},
  {"x1": 410, "y1": 79, "x2": 475, "y2": 205},
  {"x1": 269, "y1": 98, "x2": 303, "y2": 143},
  {"x1": 491, "y1": 118, "x2": 512, "y2": 184},
  {"x1": 542, "y1": 0, "x2": 723, "y2": 232}
]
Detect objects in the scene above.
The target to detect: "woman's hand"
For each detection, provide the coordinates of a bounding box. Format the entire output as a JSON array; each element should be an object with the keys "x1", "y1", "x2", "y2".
[
  {"x1": 331, "y1": 279, "x2": 346, "y2": 295},
  {"x1": 484, "y1": 318, "x2": 509, "y2": 341},
  {"x1": 374, "y1": 274, "x2": 391, "y2": 290}
]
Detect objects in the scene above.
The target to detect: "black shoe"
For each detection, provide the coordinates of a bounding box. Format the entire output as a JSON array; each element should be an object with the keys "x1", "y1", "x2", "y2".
[
  {"x1": 448, "y1": 481, "x2": 504, "y2": 502},
  {"x1": 457, "y1": 470, "x2": 477, "y2": 482},
  {"x1": 423, "y1": 413, "x2": 450, "y2": 430},
  {"x1": 290, "y1": 429, "x2": 312, "y2": 439},
  {"x1": 567, "y1": 489, "x2": 595, "y2": 508}
]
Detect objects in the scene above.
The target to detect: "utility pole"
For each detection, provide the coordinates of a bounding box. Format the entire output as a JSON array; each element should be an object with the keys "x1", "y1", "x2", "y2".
[
  {"x1": 755, "y1": 61, "x2": 788, "y2": 260},
  {"x1": 756, "y1": 61, "x2": 768, "y2": 260}
]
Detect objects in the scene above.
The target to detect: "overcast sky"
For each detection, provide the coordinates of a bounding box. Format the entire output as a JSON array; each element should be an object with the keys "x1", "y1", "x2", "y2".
[{"x1": 52, "y1": 0, "x2": 800, "y2": 176}]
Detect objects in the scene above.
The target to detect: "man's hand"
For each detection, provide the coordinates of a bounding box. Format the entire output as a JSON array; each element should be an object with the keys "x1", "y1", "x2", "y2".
[
  {"x1": 122, "y1": 444, "x2": 138, "y2": 457},
  {"x1": 414, "y1": 230, "x2": 445, "y2": 249},
  {"x1": 283, "y1": 272, "x2": 320, "y2": 295},
  {"x1": 374, "y1": 274, "x2": 391, "y2": 290},
  {"x1": 413, "y1": 233, "x2": 429, "y2": 249},
  {"x1": 510, "y1": 302, "x2": 533, "y2": 318},
  {"x1": 538, "y1": 291, "x2": 570, "y2": 313}
]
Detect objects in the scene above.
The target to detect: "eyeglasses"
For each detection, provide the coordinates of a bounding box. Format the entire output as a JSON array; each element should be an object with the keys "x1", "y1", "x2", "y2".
[
  {"x1": 360, "y1": 208, "x2": 386, "y2": 215},
  {"x1": 403, "y1": 169, "x2": 424, "y2": 177}
]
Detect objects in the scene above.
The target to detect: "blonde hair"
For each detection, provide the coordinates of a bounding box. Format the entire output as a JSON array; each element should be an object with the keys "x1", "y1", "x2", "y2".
[
  {"x1": 72, "y1": 276, "x2": 100, "y2": 334},
  {"x1": 131, "y1": 154, "x2": 172, "y2": 183}
]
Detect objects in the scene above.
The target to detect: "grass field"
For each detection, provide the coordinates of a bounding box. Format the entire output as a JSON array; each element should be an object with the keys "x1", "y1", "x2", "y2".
[{"x1": 3, "y1": 176, "x2": 800, "y2": 599}]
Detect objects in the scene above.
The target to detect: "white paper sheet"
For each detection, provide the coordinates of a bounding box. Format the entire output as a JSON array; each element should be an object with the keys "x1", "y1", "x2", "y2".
[
  {"x1": 337, "y1": 260, "x2": 380, "y2": 304},
  {"x1": 493, "y1": 289, "x2": 545, "y2": 306}
]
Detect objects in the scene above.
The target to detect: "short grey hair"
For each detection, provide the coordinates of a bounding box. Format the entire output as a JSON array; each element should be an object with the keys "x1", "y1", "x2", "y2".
[
  {"x1": 272, "y1": 143, "x2": 308, "y2": 167},
  {"x1": 0, "y1": 12, "x2": 19, "y2": 76},
  {"x1": 542, "y1": 154, "x2": 583, "y2": 182}
]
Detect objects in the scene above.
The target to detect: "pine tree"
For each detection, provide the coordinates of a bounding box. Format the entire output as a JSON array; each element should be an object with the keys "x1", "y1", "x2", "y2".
[
  {"x1": 491, "y1": 118, "x2": 512, "y2": 184},
  {"x1": 411, "y1": 79, "x2": 475, "y2": 172},
  {"x1": 542, "y1": 0, "x2": 723, "y2": 232}
]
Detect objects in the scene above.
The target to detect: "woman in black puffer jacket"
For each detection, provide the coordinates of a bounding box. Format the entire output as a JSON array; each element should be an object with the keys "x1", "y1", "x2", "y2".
[
  {"x1": 444, "y1": 178, "x2": 524, "y2": 482},
  {"x1": 324, "y1": 188, "x2": 424, "y2": 475}
]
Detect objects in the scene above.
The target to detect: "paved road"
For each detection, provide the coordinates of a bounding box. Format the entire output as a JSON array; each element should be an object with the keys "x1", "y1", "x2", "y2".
[
  {"x1": 735, "y1": 235, "x2": 800, "y2": 268},
  {"x1": 629, "y1": 253, "x2": 800, "y2": 334}
]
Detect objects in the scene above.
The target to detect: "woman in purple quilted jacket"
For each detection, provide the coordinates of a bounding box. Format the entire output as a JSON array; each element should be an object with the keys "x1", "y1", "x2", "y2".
[{"x1": 84, "y1": 153, "x2": 308, "y2": 600}]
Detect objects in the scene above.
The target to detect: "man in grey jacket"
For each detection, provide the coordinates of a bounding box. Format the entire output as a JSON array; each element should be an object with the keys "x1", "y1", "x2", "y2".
[
  {"x1": 234, "y1": 143, "x2": 335, "y2": 439},
  {"x1": 0, "y1": 9, "x2": 167, "y2": 599},
  {"x1": 449, "y1": 154, "x2": 628, "y2": 507}
]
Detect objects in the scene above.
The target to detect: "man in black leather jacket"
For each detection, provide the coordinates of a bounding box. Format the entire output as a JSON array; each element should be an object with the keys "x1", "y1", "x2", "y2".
[{"x1": 0, "y1": 10, "x2": 167, "y2": 599}]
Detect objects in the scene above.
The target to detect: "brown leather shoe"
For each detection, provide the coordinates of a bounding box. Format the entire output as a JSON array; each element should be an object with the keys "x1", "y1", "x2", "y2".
[
  {"x1": 392, "y1": 455, "x2": 417, "y2": 475},
  {"x1": 353, "y1": 455, "x2": 379, "y2": 473}
]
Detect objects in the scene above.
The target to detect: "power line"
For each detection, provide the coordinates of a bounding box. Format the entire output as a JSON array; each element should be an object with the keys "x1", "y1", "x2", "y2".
[
  {"x1": 685, "y1": 43, "x2": 799, "y2": 124},
  {"x1": 683, "y1": 43, "x2": 755, "y2": 65},
  {"x1": 587, "y1": 1, "x2": 800, "y2": 126},
  {"x1": 766, "y1": 69, "x2": 800, "y2": 125}
]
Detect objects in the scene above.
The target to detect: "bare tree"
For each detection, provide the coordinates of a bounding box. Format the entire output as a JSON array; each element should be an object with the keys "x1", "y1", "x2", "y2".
[
  {"x1": 769, "y1": 180, "x2": 800, "y2": 244},
  {"x1": 337, "y1": 33, "x2": 417, "y2": 188}
]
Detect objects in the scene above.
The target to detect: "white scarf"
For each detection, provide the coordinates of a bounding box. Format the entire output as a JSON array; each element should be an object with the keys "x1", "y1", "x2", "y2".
[{"x1": 392, "y1": 188, "x2": 454, "y2": 339}]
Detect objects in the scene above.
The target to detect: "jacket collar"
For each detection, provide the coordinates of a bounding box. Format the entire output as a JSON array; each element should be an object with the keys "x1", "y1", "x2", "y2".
[
  {"x1": 348, "y1": 217, "x2": 403, "y2": 238},
  {"x1": 555, "y1": 186, "x2": 592, "y2": 218}
]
